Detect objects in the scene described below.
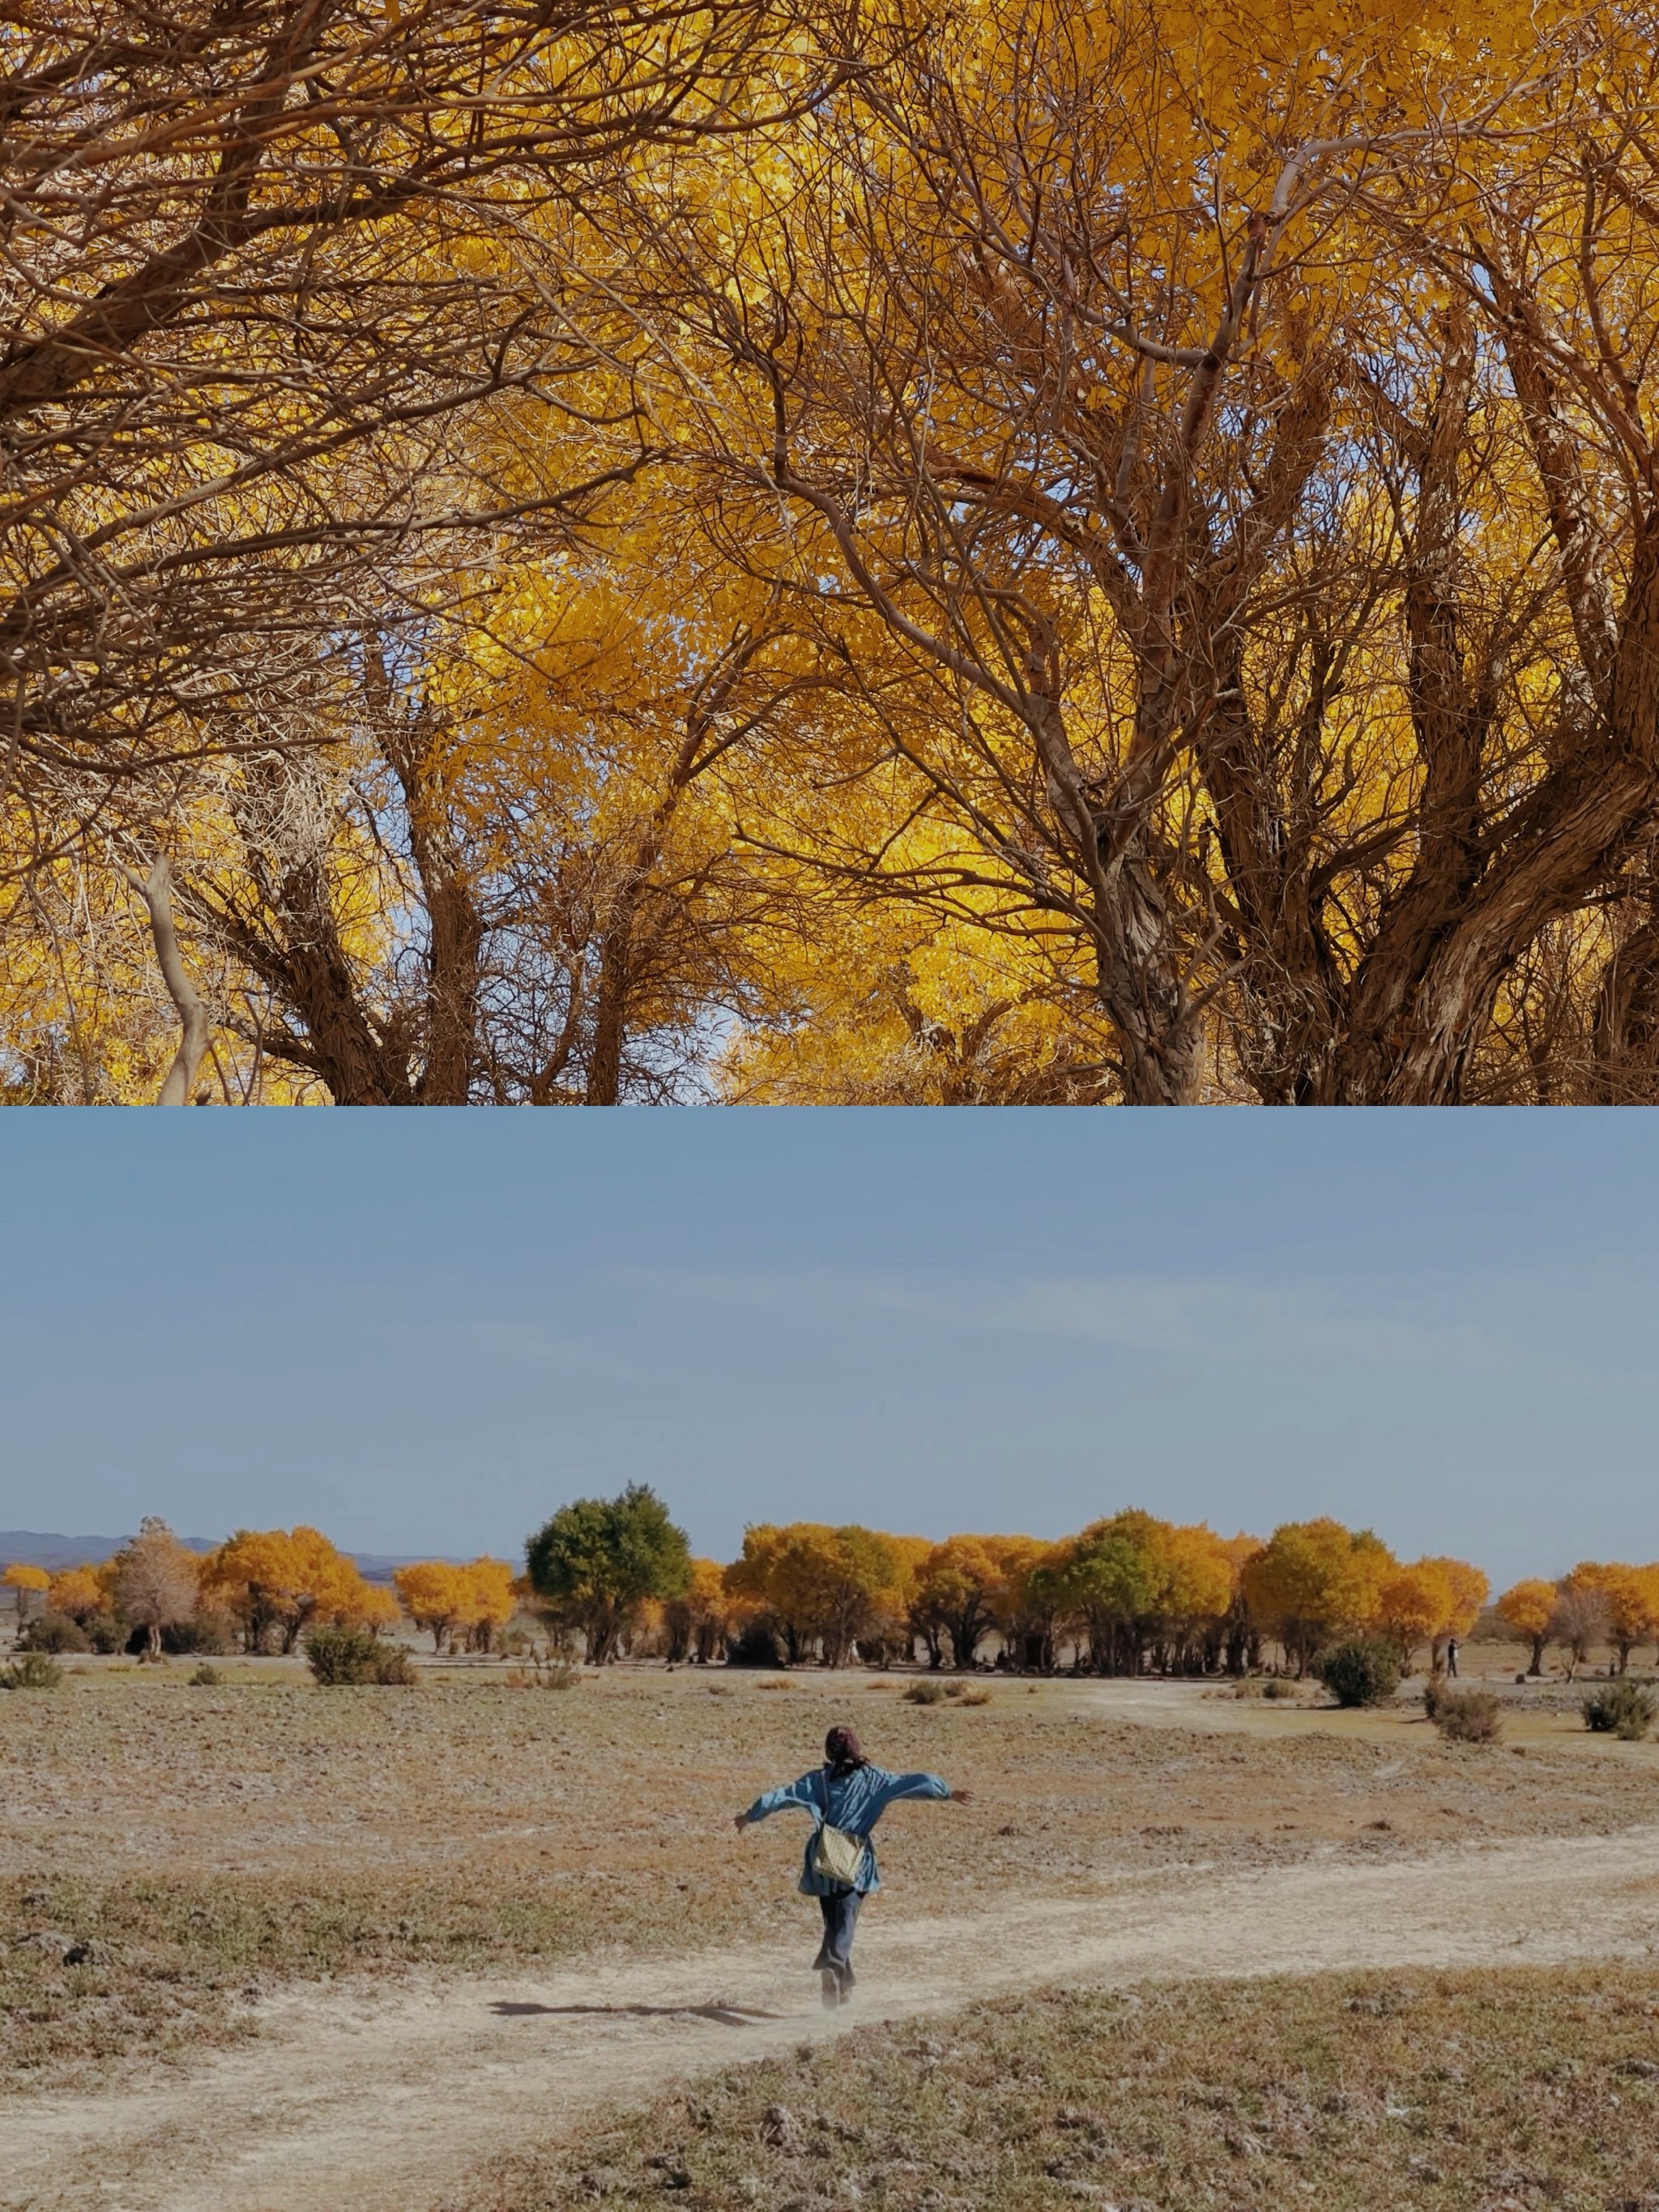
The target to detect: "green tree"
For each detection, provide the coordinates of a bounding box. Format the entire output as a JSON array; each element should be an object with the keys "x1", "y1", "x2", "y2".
[
  {"x1": 525, "y1": 1485, "x2": 692, "y2": 1665},
  {"x1": 1056, "y1": 1511, "x2": 1175, "y2": 1676}
]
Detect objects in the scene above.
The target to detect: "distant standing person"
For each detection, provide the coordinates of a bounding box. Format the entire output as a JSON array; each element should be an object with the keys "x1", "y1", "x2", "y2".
[
  {"x1": 734, "y1": 1724, "x2": 970, "y2": 2009},
  {"x1": 1446, "y1": 1638, "x2": 1460, "y2": 1678}
]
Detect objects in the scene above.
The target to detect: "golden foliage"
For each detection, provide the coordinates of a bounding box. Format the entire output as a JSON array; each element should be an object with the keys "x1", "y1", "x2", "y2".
[
  {"x1": 45, "y1": 1567, "x2": 106, "y2": 1624},
  {"x1": 1497, "y1": 1578, "x2": 1559, "y2": 1646},
  {"x1": 12, "y1": 0, "x2": 1659, "y2": 1102},
  {"x1": 1563, "y1": 1561, "x2": 1659, "y2": 1664},
  {"x1": 205, "y1": 1527, "x2": 373, "y2": 1650}
]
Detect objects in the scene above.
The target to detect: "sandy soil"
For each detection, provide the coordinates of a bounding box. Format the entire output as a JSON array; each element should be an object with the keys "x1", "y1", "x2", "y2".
[{"x1": 8, "y1": 1821, "x2": 1659, "y2": 2212}]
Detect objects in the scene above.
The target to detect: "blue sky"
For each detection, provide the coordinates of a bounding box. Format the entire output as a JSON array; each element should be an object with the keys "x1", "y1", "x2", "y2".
[{"x1": 0, "y1": 1111, "x2": 1653, "y2": 1584}]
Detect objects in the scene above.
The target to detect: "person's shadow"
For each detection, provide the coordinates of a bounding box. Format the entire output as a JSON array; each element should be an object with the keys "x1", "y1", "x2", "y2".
[{"x1": 488, "y1": 2000, "x2": 784, "y2": 2026}]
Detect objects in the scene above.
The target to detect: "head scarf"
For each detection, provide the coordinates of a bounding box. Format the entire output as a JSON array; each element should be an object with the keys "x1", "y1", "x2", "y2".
[{"x1": 824, "y1": 1723, "x2": 867, "y2": 1777}]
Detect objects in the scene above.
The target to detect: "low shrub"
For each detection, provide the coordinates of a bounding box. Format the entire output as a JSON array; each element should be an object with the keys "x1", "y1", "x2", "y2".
[
  {"x1": 1313, "y1": 1639, "x2": 1402, "y2": 1709},
  {"x1": 1261, "y1": 1677, "x2": 1297, "y2": 1701},
  {"x1": 904, "y1": 1680, "x2": 946, "y2": 1705},
  {"x1": 1583, "y1": 1681, "x2": 1656, "y2": 1740},
  {"x1": 304, "y1": 1627, "x2": 418, "y2": 1686},
  {"x1": 1, "y1": 1651, "x2": 63, "y2": 1690},
  {"x1": 958, "y1": 1689, "x2": 992, "y2": 1707},
  {"x1": 161, "y1": 1610, "x2": 234, "y2": 1657},
  {"x1": 19, "y1": 1612, "x2": 88, "y2": 1654},
  {"x1": 305, "y1": 1627, "x2": 374, "y2": 1685},
  {"x1": 81, "y1": 1612, "x2": 125, "y2": 1654},
  {"x1": 1433, "y1": 1689, "x2": 1503, "y2": 1744},
  {"x1": 942, "y1": 1680, "x2": 967, "y2": 1699},
  {"x1": 189, "y1": 1663, "x2": 223, "y2": 1687}
]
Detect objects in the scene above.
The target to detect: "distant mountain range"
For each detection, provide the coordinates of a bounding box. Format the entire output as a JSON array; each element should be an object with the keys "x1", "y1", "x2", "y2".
[{"x1": 0, "y1": 1530, "x2": 469, "y2": 1581}]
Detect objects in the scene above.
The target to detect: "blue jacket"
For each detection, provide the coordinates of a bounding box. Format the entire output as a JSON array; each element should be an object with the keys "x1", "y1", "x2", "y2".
[{"x1": 743, "y1": 1762, "x2": 952, "y2": 1894}]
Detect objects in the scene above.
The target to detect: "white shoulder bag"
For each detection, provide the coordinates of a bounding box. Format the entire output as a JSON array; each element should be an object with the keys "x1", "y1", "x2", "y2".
[{"x1": 810, "y1": 1774, "x2": 866, "y2": 1887}]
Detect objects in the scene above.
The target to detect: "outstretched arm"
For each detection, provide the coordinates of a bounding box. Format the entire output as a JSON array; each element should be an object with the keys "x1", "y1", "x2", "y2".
[
  {"x1": 732, "y1": 1771, "x2": 823, "y2": 1833},
  {"x1": 868, "y1": 1771, "x2": 972, "y2": 1816}
]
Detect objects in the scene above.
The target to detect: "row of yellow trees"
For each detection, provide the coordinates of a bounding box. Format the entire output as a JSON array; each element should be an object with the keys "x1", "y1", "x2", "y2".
[
  {"x1": 13, "y1": 1515, "x2": 1659, "y2": 1676},
  {"x1": 1495, "y1": 1565, "x2": 1659, "y2": 1677},
  {"x1": 678, "y1": 1514, "x2": 1495, "y2": 1677},
  {"x1": 696, "y1": 1523, "x2": 1659, "y2": 1676},
  {"x1": 5, "y1": 1528, "x2": 517, "y2": 1656}
]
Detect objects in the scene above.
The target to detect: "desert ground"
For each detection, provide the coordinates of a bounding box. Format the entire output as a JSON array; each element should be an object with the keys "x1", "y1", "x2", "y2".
[{"x1": 6, "y1": 1649, "x2": 1659, "y2": 2210}]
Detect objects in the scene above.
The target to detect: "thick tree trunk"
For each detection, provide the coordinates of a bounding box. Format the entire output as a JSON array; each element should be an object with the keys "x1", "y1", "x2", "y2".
[
  {"x1": 1090, "y1": 853, "x2": 1206, "y2": 1102},
  {"x1": 585, "y1": 907, "x2": 634, "y2": 1106},
  {"x1": 418, "y1": 866, "x2": 484, "y2": 1105},
  {"x1": 1328, "y1": 325, "x2": 1659, "y2": 1100},
  {"x1": 1183, "y1": 364, "x2": 1341, "y2": 1103},
  {"x1": 386, "y1": 711, "x2": 485, "y2": 1106},
  {"x1": 1591, "y1": 893, "x2": 1659, "y2": 1102}
]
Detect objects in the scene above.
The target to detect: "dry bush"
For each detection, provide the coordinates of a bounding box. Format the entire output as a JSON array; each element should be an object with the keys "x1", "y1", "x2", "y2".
[
  {"x1": 1584, "y1": 1682, "x2": 1656, "y2": 1740},
  {"x1": 17, "y1": 1613, "x2": 87, "y2": 1655},
  {"x1": 304, "y1": 1628, "x2": 418, "y2": 1687},
  {"x1": 1314, "y1": 1639, "x2": 1402, "y2": 1709},
  {"x1": 1432, "y1": 1690, "x2": 1503, "y2": 1744}
]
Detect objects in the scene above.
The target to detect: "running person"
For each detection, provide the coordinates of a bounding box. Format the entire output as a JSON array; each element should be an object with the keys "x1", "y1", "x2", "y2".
[{"x1": 733, "y1": 1723, "x2": 970, "y2": 2009}]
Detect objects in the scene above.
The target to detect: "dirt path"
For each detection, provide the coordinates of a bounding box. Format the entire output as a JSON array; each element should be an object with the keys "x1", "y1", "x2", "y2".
[{"x1": 8, "y1": 1826, "x2": 1659, "y2": 2212}]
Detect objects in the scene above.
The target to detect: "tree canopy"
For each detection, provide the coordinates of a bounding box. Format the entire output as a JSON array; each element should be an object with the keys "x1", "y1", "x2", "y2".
[
  {"x1": 114, "y1": 1517, "x2": 203, "y2": 1656},
  {"x1": 526, "y1": 1484, "x2": 693, "y2": 1662},
  {"x1": 11, "y1": 0, "x2": 1659, "y2": 1102}
]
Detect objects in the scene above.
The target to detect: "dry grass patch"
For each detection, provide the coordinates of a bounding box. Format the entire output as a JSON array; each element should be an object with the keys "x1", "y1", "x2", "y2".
[
  {"x1": 463, "y1": 1964, "x2": 1659, "y2": 2212},
  {"x1": 0, "y1": 1867, "x2": 633, "y2": 2095}
]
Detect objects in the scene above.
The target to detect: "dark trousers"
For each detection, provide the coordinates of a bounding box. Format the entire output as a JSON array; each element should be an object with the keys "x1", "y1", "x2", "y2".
[{"x1": 813, "y1": 1889, "x2": 862, "y2": 1987}]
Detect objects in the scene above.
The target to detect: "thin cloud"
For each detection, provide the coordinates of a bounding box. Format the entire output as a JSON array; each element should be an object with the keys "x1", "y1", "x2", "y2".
[{"x1": 619, "y1": 1266, "x2": 1512, "y2": 1374}]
